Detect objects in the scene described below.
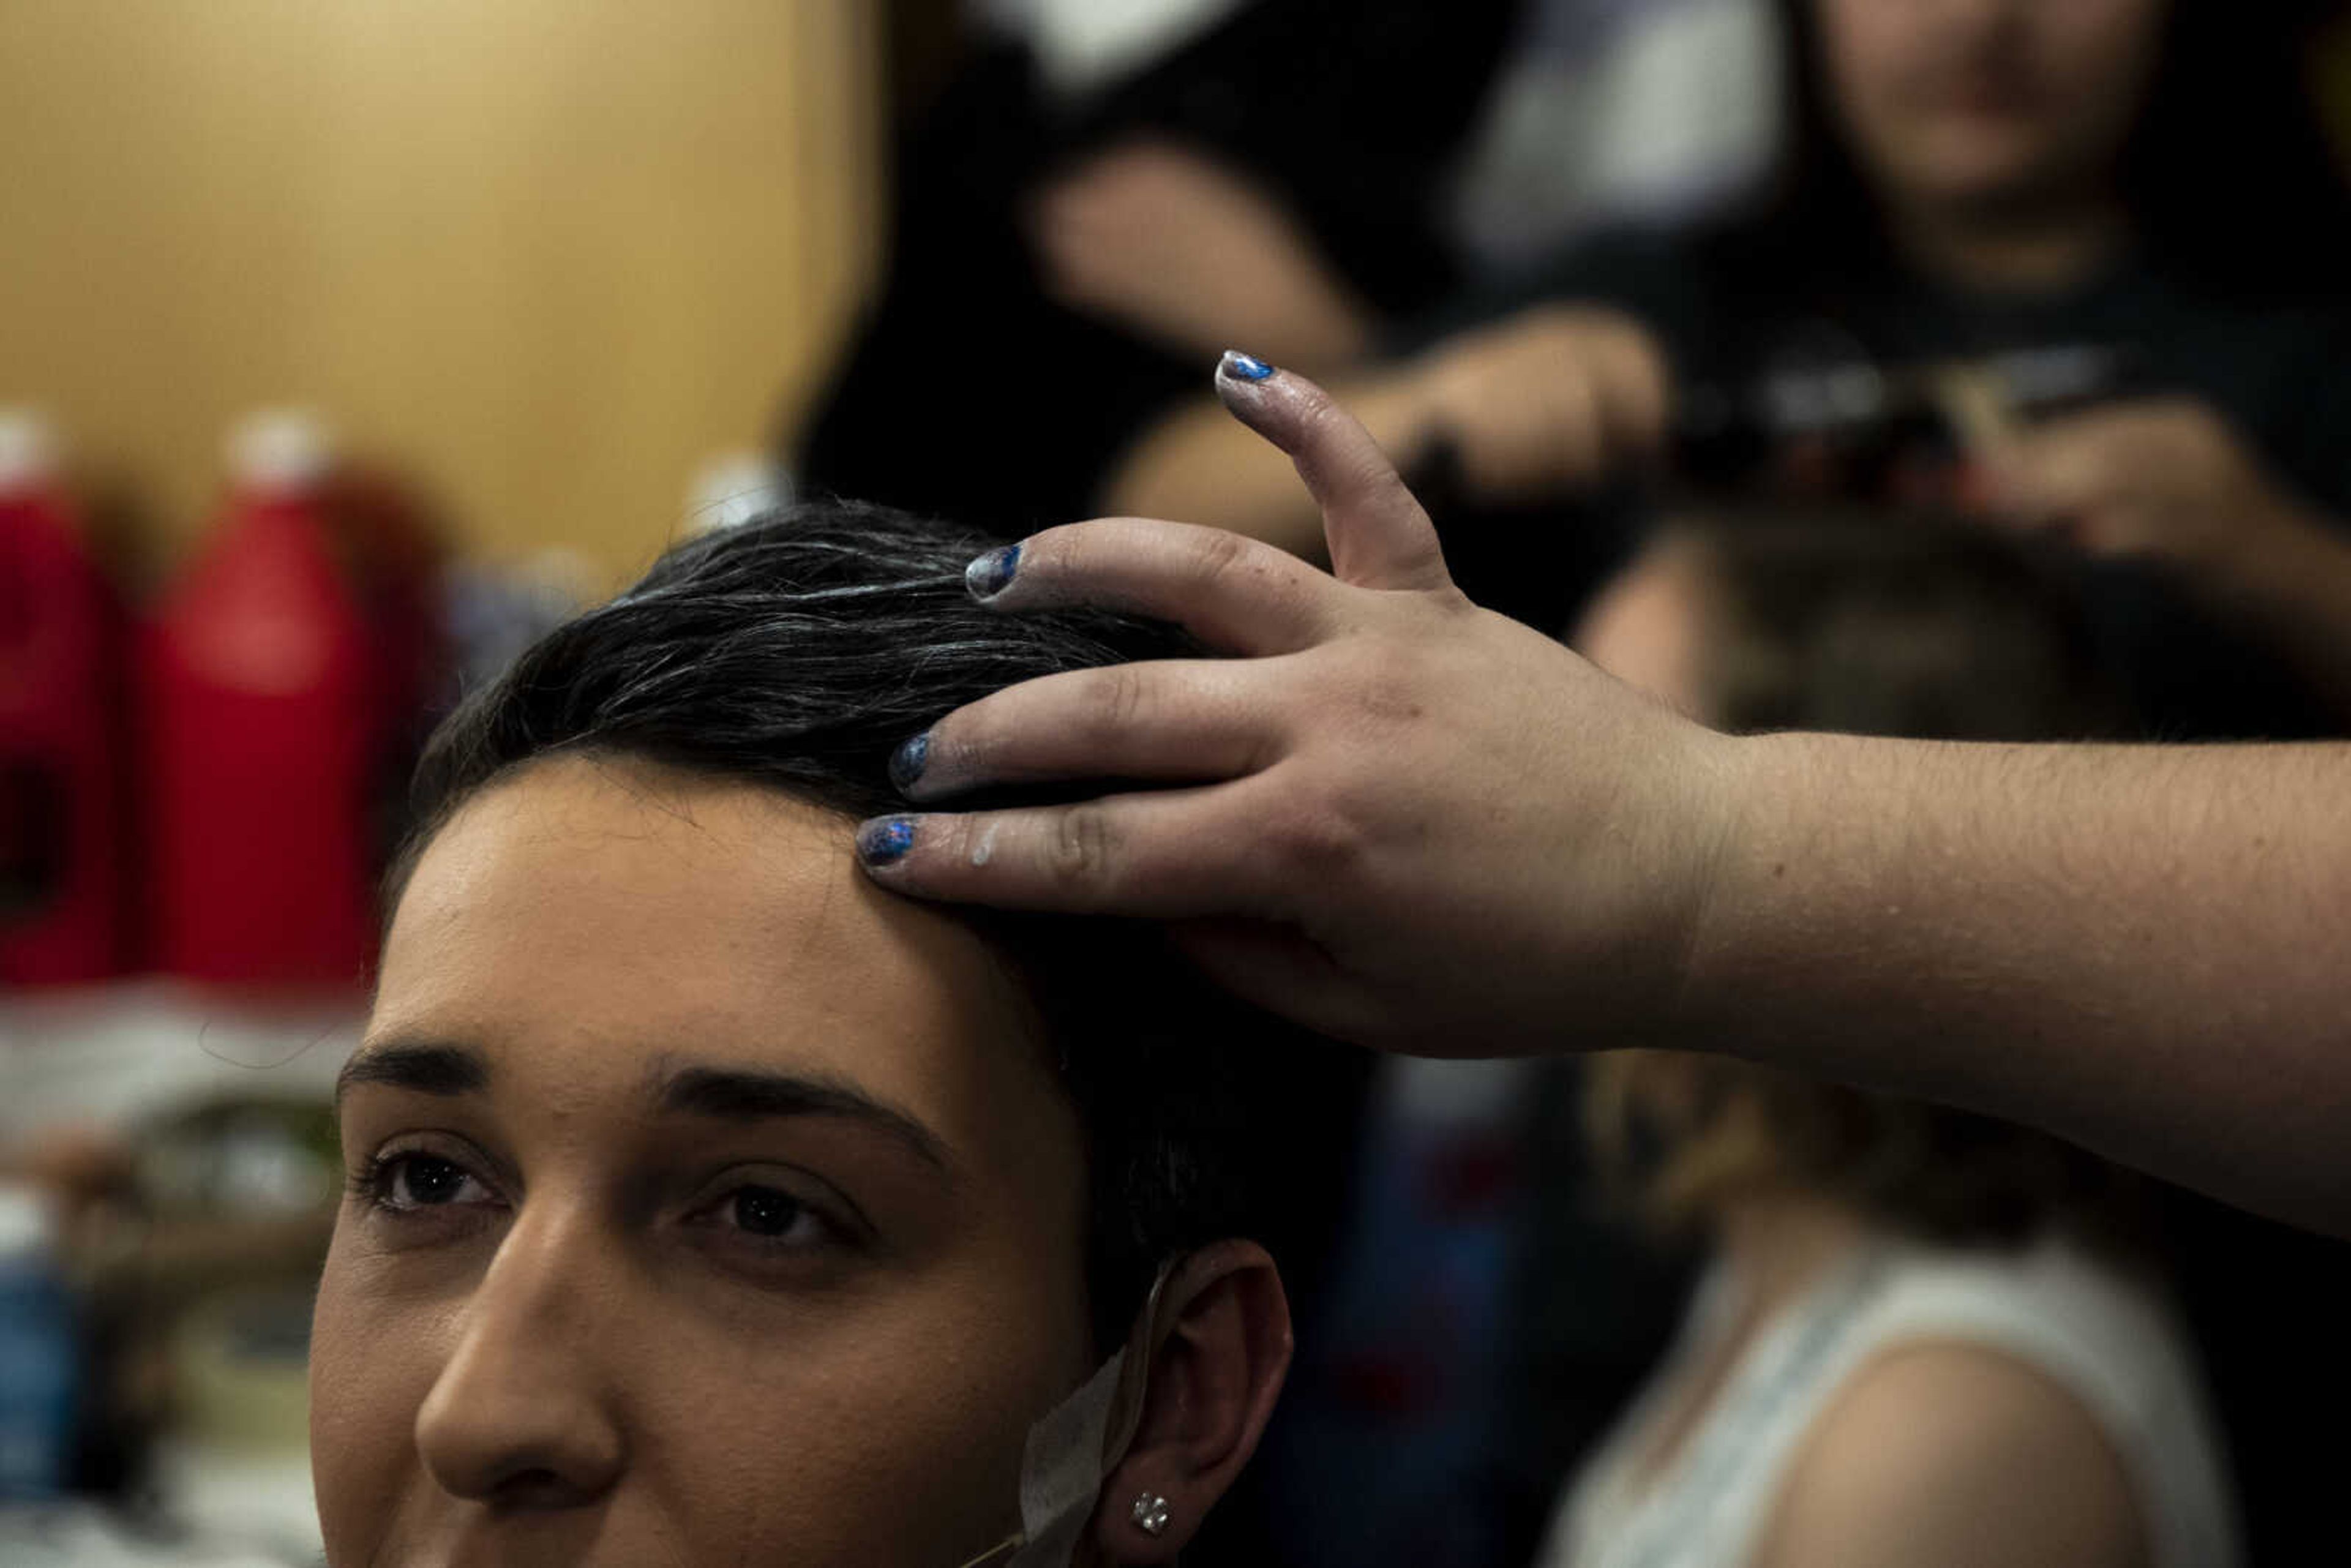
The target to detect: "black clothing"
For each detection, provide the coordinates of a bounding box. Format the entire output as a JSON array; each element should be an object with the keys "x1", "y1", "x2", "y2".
[{"x1": 795, "y1": 0, "x2": 1523, "y2": 541}]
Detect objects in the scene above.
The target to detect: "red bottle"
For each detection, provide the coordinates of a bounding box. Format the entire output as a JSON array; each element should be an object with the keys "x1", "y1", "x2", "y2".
[
  {"x1": 146, "y1": 415, "x2": 381, "y2": 989},
  {"x1": 0, "y1": 413, "x2": 132, "y2": 985}
]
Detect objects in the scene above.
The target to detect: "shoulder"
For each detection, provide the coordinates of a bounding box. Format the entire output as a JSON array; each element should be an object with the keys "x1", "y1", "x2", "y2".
[{"x1": 1752, "y1": 1339, "x2": 2149, "y2": 1568}]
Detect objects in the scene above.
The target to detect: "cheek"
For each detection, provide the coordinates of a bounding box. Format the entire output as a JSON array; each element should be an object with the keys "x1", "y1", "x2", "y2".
[
  {"x1": 591, "y1": 1262, "x2": 1090, "y2": 1568},
  {"x1": 642, "y1": 1306, "x2": 1060, "y2": 1563},
  {"x1": 2039, "y1": 1, "x2": 2165, "y2": 137},
  {"x1": 307, "y1": 1215, "x2": 1090, "y2": 1568},
  {"x1": 309, "y1": 1232, "x2": 447, "y2": 1558}
]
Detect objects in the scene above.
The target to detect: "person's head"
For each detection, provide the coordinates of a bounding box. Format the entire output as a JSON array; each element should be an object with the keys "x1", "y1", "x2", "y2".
[
  {"x1": 1575, "y1": 516, "x2": 2145, "y2": 1247},
  {"x1": 1807, "y1": 0, "x2": 2170, "y2": 224},
  {"x1": 1769, "y1": 0, "x2": 2351, "y2": 288},
  {"x1": 311, "y1": 501, "x2": 1330, "y2": 1567}
]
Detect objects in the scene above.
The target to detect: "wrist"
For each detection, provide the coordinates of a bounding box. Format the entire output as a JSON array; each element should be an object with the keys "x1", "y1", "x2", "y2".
[
  {"x1": 1654, "y1": 725, "x2": 1795, "y2": 1048},
  {"x1": 1662, "y1": 727, "x2": 1880, "y2": 1052}
]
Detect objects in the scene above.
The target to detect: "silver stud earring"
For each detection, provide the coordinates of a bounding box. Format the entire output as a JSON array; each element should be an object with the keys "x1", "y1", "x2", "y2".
[{"x1": 1131, "y1": 1492, "x2": 1171, "y2": 1537}]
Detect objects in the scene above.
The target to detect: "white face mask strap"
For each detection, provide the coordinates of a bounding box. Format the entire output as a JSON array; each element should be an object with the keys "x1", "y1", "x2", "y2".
[
  {"x1": 956, "y1": 1258, "x2": 1182, "y2": 1568},
  {"x1": 955, "y1": 1536, "x2": 1024, "y2": 1568}
]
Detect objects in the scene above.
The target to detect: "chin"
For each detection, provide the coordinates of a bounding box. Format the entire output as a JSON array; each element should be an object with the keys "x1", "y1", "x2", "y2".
[{"x1": 1908, "y1": 126, "x2": 2073, "y2": 206}]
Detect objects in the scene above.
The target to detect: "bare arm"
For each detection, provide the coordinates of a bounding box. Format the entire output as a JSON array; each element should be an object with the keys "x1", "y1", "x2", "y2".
[
  {"x1": 1101, "y1": 307, "x2": 1670, "y2": 561},
  {"x1": 1030, "y1": 141, "x2": 1377, "y2": 372},
  {"x1": 1754, "y1": 1345, "x2": 2148, "y2": 1568},
  {"x1": 1102, "y1": 370, "x2": 1433, "y2": 561},
  {"x1": 1700, "y1": 733, "x2": 2351, "y2": 1236}
]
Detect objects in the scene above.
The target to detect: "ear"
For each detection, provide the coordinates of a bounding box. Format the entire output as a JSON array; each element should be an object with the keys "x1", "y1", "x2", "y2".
[{"x1": 1088, "y1": 1240, "x2": 1292, "y2": 1564}]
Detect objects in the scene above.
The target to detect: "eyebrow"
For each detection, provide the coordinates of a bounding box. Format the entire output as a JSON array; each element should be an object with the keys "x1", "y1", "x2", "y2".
[
  {"x1": 653, "y1": 1063, "x2": 953, "y2": 1176},
  {"x1": 334, "y1": 1040, "x2": 953, "y2": 1176},
  {"x1": 336, "y1": 1040, "x2": 489, "y2": 1106}
]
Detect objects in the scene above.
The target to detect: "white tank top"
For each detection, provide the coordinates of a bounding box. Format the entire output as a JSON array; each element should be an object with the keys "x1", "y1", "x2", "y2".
[{"x1": 1538, "y1": 1235, "x2": 2241, "y2": 1568}]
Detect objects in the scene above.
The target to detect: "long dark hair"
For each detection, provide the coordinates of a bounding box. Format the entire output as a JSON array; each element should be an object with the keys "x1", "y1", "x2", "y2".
[{"x1": 1762, "y1": 0, "x2": 2351, "y2": 294}]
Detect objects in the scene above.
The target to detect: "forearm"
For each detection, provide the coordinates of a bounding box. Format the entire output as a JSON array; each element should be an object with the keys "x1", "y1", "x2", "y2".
[
  {"x1": 1683, "y1": 733, "x2": 2351, "y2": 1232},
  {"x1": 1100, "y1": 372, "x2": 1435, "y2": 562}
]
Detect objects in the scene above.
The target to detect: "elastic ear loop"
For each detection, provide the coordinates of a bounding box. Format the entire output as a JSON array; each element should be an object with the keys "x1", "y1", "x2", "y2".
[{"x1": 953, "y1": 1259, "x2": 1183, "y2": 1568}]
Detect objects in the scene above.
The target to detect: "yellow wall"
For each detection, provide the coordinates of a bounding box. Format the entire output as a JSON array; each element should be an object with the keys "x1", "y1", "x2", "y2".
[{"x1": 0, "y1": 1, "x2": 880, "y2": 589}]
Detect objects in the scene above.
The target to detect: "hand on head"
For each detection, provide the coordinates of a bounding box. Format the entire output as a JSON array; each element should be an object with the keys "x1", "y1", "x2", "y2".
[{"x1": 857, "y1": 354, "x2": 1737, "y2": 1056}]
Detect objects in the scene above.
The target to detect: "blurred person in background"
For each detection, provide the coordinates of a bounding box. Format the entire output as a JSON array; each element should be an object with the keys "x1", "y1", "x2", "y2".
[
  {"x1": 1533, "y1": 515, "x2": 2236, "y2": 1568},
  {"x1": 1111, "y1": 0, "x2": 2351, "y2": 740},
  {"x1": 793, "y1": 0, "x2": 1779, "y2": 539}
]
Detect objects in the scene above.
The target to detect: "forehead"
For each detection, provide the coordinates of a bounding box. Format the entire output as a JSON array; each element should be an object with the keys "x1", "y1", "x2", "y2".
[{"x1": 377, "y1": 755, "x2": 1051, "y2": 1136}]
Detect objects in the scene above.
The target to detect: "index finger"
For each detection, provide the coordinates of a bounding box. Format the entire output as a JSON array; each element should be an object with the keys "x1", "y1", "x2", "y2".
[
  {"x1": 970, "y1": 514, "x2": 1346, "y2": 657},
  {"x1": 1212, "y1": 352, "x2": 1453, "y2": 594}
]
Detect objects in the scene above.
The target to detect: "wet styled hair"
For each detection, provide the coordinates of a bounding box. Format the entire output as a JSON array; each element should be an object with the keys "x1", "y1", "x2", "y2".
[{"x1": 391, "y1": 500, "x2": 1360, "y2": 1349}]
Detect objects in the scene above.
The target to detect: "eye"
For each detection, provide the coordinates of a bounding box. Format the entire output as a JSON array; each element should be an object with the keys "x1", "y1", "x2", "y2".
[
  {"x1": 681, "y1": 1169, "x2": 871, "y2": 1265},
  {"x1": 719, "y1": 1184, "x2": 833, "y2": 1249},
  {"x1": 354, "y1": 1149, "x2": 501, "y2": 1217}
]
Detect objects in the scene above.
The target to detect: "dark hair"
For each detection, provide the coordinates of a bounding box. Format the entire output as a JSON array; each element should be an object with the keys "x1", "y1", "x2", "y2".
[
  {"x1": 392, "y1": 499, "x2": 1359, "y2": 1349},
  {"x1": 1592, "y1": 517, "x2": 2147, "y2": 1250},
  {"x1": 1762, "y1": 0, "x2": 2351, "y2": 296}
]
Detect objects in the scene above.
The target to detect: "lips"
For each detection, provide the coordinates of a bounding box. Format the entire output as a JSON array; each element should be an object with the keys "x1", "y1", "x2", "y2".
[{"x1": 1919, "y1": 69, "x2": 2044, "y2": 118}]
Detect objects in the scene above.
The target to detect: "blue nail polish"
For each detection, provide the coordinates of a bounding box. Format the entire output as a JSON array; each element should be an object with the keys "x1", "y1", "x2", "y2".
[
  {"x1": 1222, "y1": 351, "x2": 1275, "y2": 383},
  {"x1": 967, "y1": 544, "x2": 1022, "y2": 601},
  {"x1": 888, "y1": 732, "x2": 930, "y2": 793},
  {"x1": 857, "y1": 816, "x2": 918, "y2": 866}
]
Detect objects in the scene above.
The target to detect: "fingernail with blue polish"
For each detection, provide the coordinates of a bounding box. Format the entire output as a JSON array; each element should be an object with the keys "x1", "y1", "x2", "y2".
[
  {"x1": 888, "y1": 732, "x2": 930, "y2": 794},
  {"x1": 1221, "y1": 350, "x2": 1275, "y2": 383},
  {"x1": 967, "y1": 544, "x2": 1021, "y2": 601},
  {"x1": 857, "y1": 816, "x2": 919, "y2": 867}
]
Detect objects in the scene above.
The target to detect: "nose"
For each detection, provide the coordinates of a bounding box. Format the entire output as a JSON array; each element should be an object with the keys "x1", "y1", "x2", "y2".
[{"x1": 412, "y1": 1202, "x2": 628, "y2": 1506}]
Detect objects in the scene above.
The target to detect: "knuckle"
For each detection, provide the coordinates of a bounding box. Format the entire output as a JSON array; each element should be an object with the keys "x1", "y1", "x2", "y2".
[
  {"x1": 1293, "y1": 392, "x2": 1351, "y2": 446},
  {"x1": 1045, "y1": 804, "x2": 1118, "y2": 888},
  {"x1": 1271, "y1": 779, "x2": 1367, "y2": 880},
  {"x1": 1345, "y1": 636, "x2": 1425, "y2": 705},
  {"x1": 1350, "y1": 440, "x2": 1415, "y2": 503},
  {"x1": 1185, "y1": 521, "x2": 1254, "y2": 587},
  {"x1": 1013, "y1": 527, "x2": 1076, "y2": 590},
  {"x1": 1087, "y1": 662, "x2": 1155, "y2": 739}
]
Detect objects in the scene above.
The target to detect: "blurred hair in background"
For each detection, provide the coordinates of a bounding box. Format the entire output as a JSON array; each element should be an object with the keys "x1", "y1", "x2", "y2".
[{"x1": 1537, "y1": 515, "x2": 2235, "y2": 1568}]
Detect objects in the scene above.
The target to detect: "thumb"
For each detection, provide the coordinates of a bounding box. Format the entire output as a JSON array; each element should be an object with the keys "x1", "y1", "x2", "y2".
[{"x1": 1212, "y1": 353, "x2": 1453, "y2": 593}]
